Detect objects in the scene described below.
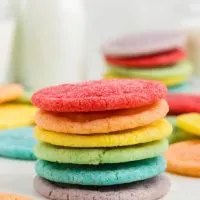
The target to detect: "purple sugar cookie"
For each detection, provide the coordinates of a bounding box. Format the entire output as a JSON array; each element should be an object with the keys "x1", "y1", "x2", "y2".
[
  {"x1": 34, "y1": 175, "x2": 170, "y2": 200},
  {"x1": 102, "y1": 31, "x2": 186, "y2": 57}
]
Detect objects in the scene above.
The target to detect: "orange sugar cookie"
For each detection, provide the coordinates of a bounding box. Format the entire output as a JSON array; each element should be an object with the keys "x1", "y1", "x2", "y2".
[
  {"x1": 0, "y1": 84, "x2": 23, "y2": 104},
  {"x1": 0, "y1": 193, "x2": 32, "y2": 200},
  {"x1": 166, "y1": 140, "x2": 200, "y2": 177},
  {"x1": 35, "y1": 99, "x2": 168, "y2": 134}
]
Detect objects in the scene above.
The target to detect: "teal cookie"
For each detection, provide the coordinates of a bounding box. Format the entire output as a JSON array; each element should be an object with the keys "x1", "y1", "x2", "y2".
[
  {"x1": 168, "y1": 83, "x2": 191, "y2": 93},
  {"x1": 107, "y1": 60, "x2": 193, "y2": 79},
  {"x1": 35, "y1": 156, "x2": 166, "y2": 186},
  {"x1": 167, "y1": 116, "x2": 197, "y2": 144},
  {"x1": 0, "y1": 127, "x2": 36, "y2": 160},
  {"x1": 35, "y1": 139, "x2": 168, "y2": 165}
]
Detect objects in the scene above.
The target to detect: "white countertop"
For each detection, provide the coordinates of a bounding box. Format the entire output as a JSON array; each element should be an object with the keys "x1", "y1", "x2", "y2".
[{"x1": 0, "y1": 158, "x2": 199, "y2": 200}]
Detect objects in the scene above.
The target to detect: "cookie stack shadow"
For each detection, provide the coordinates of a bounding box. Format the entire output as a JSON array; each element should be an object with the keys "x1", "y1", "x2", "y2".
[
  {"x1": 102, "y1": 31, "x2": 193, "y2": 93},
  {"x1": 32, "y1": 79, "x2": 172, "y2": 200}
]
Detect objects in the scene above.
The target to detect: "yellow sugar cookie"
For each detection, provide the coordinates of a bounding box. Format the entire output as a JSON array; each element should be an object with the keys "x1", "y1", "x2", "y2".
[
  {"x1": 0, "y1": 104, "x2": 37, "y2": 129},
  {"x1": 103, "y1": 72, "x2": 188, "y2": 86},
  {"x1": 177, "y1": 113, "x2": 200, "y2": 136},
  {"x1": 0, "y1": 84, "x2": 23, "y2": 104},
  {"x1": 35, "y1": 119, "x2": 172, "y2": 147},
  {"x1": 35, "y1": 99, "x2": 168, "y2": 134}
]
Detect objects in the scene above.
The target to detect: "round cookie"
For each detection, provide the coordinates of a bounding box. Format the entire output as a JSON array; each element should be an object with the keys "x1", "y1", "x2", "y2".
[
  {"x1": 34, "y1": 174, "x2": 170, "y2": 200},
  {"x1": 0, "y1": 104, "x2": 37, "y2": 129},
  {"x1": 168, "y1": 83, "x2": 191, "y2": 93},
  {"x1": 166, "y1": 140, "x2": 200, "y2": 177},
  {"x1": 32, "y1": 79, "x2": 167, "y2": 112},
  {"x1": 102, "y1": 31, "x2": 186, "y2": 56},
  {"x1": 176, "y1": 113, "x2": 200, "y2": 136},
  {"x1": 35, "y1": 99, "x2": 168, "y2": 134},
  {"x1": 166, "y1": 94, "x2": 200, "y2": 114},
  {"x1": 0, "y1": 127, "x2": 36, "y2": 160},
  {"x1": 0, "y1": 84, "x2": 23, "y2": 104},
  {"x1": 0, "y1": 193, "x2": 32, "y2": 200},
  {"x1": 105, "y1": 49, "x2": 186, "y2": 68},
  {"x1": 103, "y1": 72, "x2": 188, "y2": 86},
  {"x1": 35, "y1": 156, "x2": 166, "y2": 186},
  {"x1": 35, "y1": 139, "x2": 168, "y2": 165},
  {"x1": 35, "y1": 119, "x2": 172, "y2": 147},
  {"x1": 107, "y1": 60, "x2": 193, "y2": 79}
]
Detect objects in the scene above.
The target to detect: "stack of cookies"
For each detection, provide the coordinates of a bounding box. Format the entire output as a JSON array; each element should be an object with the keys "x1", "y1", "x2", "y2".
[
  {"x1": 102, "y1": 31, "x2": 193, "y2": 93},
  {"x1": 32, "y1": 79, "x2": 172, "y2": 200}
]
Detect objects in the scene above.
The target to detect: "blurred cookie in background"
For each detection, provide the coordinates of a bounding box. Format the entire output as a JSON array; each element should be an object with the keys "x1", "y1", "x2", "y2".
[{"x1": 102, "y1": 31, "x2": 193, "y2": 91}]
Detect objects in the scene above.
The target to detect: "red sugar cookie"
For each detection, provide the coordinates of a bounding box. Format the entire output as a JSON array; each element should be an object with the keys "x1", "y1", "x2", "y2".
[
  {"x1": 166, "y1": 140, "x2": 200, "y2": 177},
  {"x1": 32, "y1": 79, "x2": 167, "y2": 112},
  {"x1": 166, "y1": 94, "x2": 200, "y2": 115},
  {"x1": 105, "y1": 49, "x2": 186, "y2": 68}
]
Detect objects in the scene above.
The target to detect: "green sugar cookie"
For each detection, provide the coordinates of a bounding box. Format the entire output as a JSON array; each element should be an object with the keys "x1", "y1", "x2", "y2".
[
  {"x1": 35, "y1": 139, "x2": 168, "y2": 165},
  {"x1": 107, "y1": 60, "x2": 193, "y2": 79}
]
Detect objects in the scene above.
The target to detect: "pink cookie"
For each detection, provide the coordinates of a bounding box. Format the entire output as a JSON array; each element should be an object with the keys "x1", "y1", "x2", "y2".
[{"x1": 102, "y1": 31, "x2": 186, "y2": 57}]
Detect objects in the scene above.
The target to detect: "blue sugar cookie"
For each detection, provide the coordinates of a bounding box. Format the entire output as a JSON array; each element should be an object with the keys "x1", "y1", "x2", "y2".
[
  {"x1": 168, "y1": 83, "x2": 191, "y2": 93},
  {"x1": 0, "y1": 127, "x2": 36, "y2": 160},
  {"x1": 35, "y1": 156, "x2": 166, "y2": 186}
]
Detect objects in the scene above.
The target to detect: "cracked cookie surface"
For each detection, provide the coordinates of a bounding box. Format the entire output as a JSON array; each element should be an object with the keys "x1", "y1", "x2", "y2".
[
  {"x1": 35, "y1": 139, "x2": 168, "y2": 164},
  {"x1": 34, "y1": 174, "x2": 170, "y2": 200},
  {"x1": 35, "y1": 156, "x2": 166, "y2": 186}
]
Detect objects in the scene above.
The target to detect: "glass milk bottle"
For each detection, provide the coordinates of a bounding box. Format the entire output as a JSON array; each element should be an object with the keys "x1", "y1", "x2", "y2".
[
  {"x1": 181, "y1": 2, "x2": 200, "y2": 76},
  {"x1": 16, "y1": 0, "x2": 86, "y2": 90},
  {"x1": 0, "y1": 0, "x2": 16, "y2": 83}
]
